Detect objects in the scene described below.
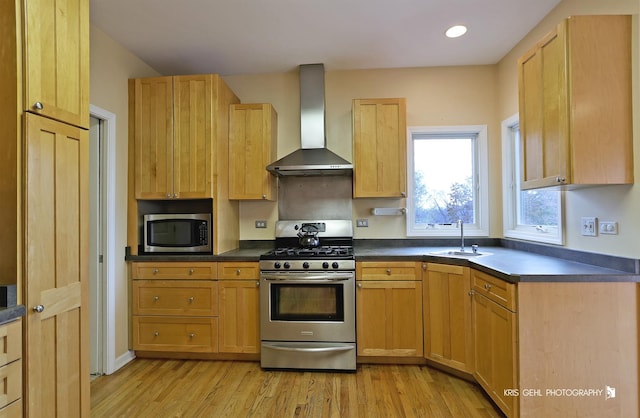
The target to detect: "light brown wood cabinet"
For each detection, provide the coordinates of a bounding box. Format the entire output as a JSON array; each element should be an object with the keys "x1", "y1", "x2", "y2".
[
  {"x1": 23, "y1": 0, "x2": 90, "y2": 129},
  {"x1": 134, "y1": 75, "x2": 239, "y2": 199},
  {"x1": 471, "y1": 270, "x2": 518, "y2": 418},
  {"x1": 0, "y1": 319, "x2": 22, "y2": 416},
  {"x1": 423, "y1": 263, "x2": 473, "y2": 374},
  {"x1": 356, "y1": 261, "x2": 423, "y2": 357},
  {"x1": 517, "y1": 15, "x2": 632, "y2": 189},
  {"x1": 218, "y1": 262, "x2": 261, "y2": 354},
  {"x1": 131, "y1": 262, "x2": 219, "y2": 353},
  {"x1": 229, "y1": 104, "x2": 278, "y2": 200},
  {"x1": 352, "y1": 98, "x2": 407, "y2": 198}
]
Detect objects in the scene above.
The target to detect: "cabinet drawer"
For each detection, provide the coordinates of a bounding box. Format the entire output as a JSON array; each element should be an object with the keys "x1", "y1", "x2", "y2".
[
  {"x1": 131, "y1": 262, "x2": 217, "y2": 280},
  {"x1": 133, "y1": 316, "x2": 218, "y2": 353},
  {"x1": 218, "y1": 262, "x2": 259, "y2": 280},
  {"x1": 0, "y1": 399, "x2": 22, "y2": 418},
  {"x1": 471, "y1": 270, "x2": 517, "y2": 311},
  {"x1": 0, "y1": 319, "x2": 21, "y2": 367},
  {"x1": 0, "y1": 360, "x2": 21, "y2": 409},
  {"x1": 133, "y1": 280, "x2": 218, "y2": 316},
  {"x1": 357, "y1": 261, "x2": 421, "y2": 281}
]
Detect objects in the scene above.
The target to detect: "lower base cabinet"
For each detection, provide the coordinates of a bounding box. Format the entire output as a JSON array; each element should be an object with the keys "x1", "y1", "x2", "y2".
[
  {"x1": 356, "y1": 262, "x2": 423, "y2": 357},
  {"x1": 0, "y1": 319, "x2": 22, "y2": 416},
  {"x1": 471, "y1": 270, "x2": 518, "y2": 418}
]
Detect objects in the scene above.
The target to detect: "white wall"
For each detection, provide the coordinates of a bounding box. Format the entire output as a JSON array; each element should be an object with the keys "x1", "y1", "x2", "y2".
[{"x1": 89, "y1": 26, "x2": 160, "y2": 359}]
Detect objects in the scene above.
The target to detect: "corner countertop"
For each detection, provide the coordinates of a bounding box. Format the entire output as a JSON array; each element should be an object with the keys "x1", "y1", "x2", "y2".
[
  {"x1": 126, "y1": 242, "x2": 640, "y2": 284},
  {"x1": 0, "y1": 305, "x2": 26, "y2": 325}
]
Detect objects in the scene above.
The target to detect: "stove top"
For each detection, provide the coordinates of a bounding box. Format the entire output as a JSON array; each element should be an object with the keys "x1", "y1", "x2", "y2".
[{"x1": 261, "y1": 245, "x2": 354, "y2": 260}]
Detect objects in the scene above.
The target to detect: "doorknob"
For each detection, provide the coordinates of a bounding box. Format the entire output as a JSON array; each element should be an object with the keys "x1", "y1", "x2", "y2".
[{"x1": 33, "y1": 305, "x2": 45, "y2": 313}]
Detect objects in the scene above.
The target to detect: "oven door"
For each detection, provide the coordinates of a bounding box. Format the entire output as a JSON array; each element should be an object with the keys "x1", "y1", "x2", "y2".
[{"x1": 260, "y1": 271, "x2": 355, "y2": 343}]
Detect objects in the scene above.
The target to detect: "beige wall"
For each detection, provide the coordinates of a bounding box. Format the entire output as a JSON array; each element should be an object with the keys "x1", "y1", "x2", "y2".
[
  {"x1": 224, "y1": 65, "x2": 501, "y2": 240},
  {"x1": 497, "y1": 0, "x2": 639, "y2": 258},
  {"x1": 89, "y1": 26, "x2": 159, "y2": 360}
]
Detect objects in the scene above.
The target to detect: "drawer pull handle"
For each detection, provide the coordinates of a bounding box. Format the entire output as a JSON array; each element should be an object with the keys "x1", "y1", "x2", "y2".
[
  {"x1": 189, "y1": 333, "x2": 195, "y2": 338},
  {"x1": 188, "y1": 297, "x2": 194, "y2": 303},
  {"x1": 153, "y1": 268, "x2": 159, "y2": 274},
  {"x1": 236, "y1": 269, "x2": 241, "y2": 275},
  {"x1": 484, "y1": 283, "x2": 492, "y2": 291},
  {"x1": 154, "y1": 331, "x2": 159, "y2": 337},
  {"x1": 386, "y1": 269, "x2": 391, "y2": 275},
  {"x1": 189, "y1": 269, "x2": 194, "y2": 275},
  {"x1": 153, "y1": 296, "x2": 159, "y2": 302}
]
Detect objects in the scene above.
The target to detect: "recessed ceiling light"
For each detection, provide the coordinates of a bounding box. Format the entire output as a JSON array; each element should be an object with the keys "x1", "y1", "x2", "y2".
[{"x1": 445, "y1": 25, "x2": 468, "y2": 38}]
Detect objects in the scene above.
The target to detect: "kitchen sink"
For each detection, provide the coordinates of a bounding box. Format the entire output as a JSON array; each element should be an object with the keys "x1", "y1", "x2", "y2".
[{"x1": 429, "y1": 250, "x2": 490, "y2": 257}]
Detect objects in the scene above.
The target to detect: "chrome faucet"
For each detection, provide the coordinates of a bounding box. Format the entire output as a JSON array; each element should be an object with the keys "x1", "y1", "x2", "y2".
[{"x1": 457, "y1": 219, "x2": 465, "y2": 252}]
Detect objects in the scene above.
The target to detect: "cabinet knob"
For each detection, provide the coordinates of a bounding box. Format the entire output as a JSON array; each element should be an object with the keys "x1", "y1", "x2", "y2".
[
  {"x1": 484, "y1": 283, "x2": 492, "y2": 291},
  {"x1": 153, "y1": 296, "x2": 159, "y2": 302},
  {"x1": 189, "y1": 333, "x2": 195, "y2": 338},
  {"x1": 468, "y1": 290, "x2": 474, "y2": 296},
  {"x1": 153, "y1": 268, "x2": 159, "y2": 274},
  {"x1": 357, "y1": 283, "x2": 362, "y2": 288},
  {"x1": 555, "y1": 176, "x2": 566, "y2": 183},
  {"x1": 386, "y1": 269, "x2": 391, "y2": 275},
  {"x1": 166, "y1": 193, "x2": 171, "y2": 198},
  {"x1": 172, "y1": 193, "x2": 177, "y2": 198},
  {"x1": 154, "y1": 331, "x2": 159, "y2": 337},
  {"x1": 188, "y1": 297, "x2": 194, "y2": 303},
  {"x1": 189, "y1": 268, "x2": 194, "y2": 275},
  {"x1": 401, "y1": 192, "x2": 406, "y2": 197},
  {"x1": 33, "y1": 102, "x2": 44, "y2": 110},
  {"x1": 33, "y1": 304, "x2": 45, "y2": 313},
  {"x1": 262, "y1": 195, "x2": 266, "y2": 200},
  {"x1": 256, "y1": 281, "x2": 260, "y2": 287},
  {"x1": 236, "y1": 269, "x2": 241, "y2": 275}
]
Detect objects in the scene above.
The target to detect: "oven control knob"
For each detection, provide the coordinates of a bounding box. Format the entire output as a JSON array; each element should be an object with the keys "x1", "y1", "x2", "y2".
[
  {"x1": 332, "y1": 262, "x2": 339, "y2": 269},
  {"x1": 284, "y1": 262, "x2": 290, "y2": 269},
  {"x1": 303, "y1": 262, "x2": 310, "y2": 269},
  {"x1": 274, "y1": 262, "x2": 281, "y2": 269},
  {"x1": 322, "y1": 262, "x2": 329, "y2": 269}
]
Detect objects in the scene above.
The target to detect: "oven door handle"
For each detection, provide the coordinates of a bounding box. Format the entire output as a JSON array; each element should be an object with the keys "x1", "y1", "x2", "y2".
[
  {"x1": 263, "y1": 344, "x2": 354, "y2": 353},
  {"x1": 261, "y1": 274, "x2": 353, "y2": 282}
]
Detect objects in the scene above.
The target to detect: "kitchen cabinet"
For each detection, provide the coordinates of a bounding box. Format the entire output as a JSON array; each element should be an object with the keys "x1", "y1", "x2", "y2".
[
  {"x1": 131, "y1": 262, "x2": 219, "y2": 353},
  {"x1": 134, "y1": 74, "x2": 232, "y2": 199},
  {"x1": 218, "y1": 262, "x2": 261, "y2": 353},
  {"x1": 229, "y1": 104, "x2": 278, "y2": 201},
  {"x1": 471, "y1": 269, "x2": 518, "y2": 418},
  {"x1": 24, "y1": 0, "x2": 90, "y2": 129},
  {"x1": 423, "y1": 263, "x2": 473, "y2": 374},
  {"x1": 352, "y1": 98, "x2": 407, "y2": 198},
  {"x1": 356, "y1": 261, "x2": 423, "y2": 357},
  {"x1": 517, "y1": 15, "x2": 632, "y2": 189},
  {"x1": 0, "y1": 319, "x2": 22, "y2": 416}
]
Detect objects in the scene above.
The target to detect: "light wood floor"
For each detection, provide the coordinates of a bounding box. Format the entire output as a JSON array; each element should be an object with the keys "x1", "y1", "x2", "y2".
[{"x1": 91, "y1": 359, "x2": 504, "y2": 417}]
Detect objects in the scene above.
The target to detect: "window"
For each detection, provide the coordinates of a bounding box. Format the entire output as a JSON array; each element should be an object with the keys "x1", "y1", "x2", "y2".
[
  {"x1": 407, "y1": 125, "x2": 489, "y2": 237},
  {"x1": 501, "y1": 114, "x2": 563, "y2": 244}
]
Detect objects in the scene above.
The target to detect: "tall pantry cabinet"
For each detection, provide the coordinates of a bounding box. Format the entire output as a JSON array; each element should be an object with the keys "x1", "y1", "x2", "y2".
[{"x1": 0, "y1": 0, "x2": 90, "y2": 417}]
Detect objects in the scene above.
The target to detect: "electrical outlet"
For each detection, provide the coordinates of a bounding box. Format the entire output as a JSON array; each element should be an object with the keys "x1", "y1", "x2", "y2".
[
  {"x1": 255, "y1": 220, "x2": 267, "y2": 228},
  {"x1": 356, "y1": 219, "x2": 369, "y2": 227},
  {"x1": 599, "y1": 221, "x2": 618, "y2": 235},
  {"x1": 580, "y1": 217, "x2": 597, "y2": 237}
]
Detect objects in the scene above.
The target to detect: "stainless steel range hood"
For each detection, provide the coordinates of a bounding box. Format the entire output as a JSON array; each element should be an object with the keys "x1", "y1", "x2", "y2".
[{"x1": 266, "y1": 64, "x2": 353, "y2": 177}]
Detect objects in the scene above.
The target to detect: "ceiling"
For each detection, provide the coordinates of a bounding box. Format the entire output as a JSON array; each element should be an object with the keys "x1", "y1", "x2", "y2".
[{"x1": 90, "y1": 0, "x2": 562, "y2": 76}]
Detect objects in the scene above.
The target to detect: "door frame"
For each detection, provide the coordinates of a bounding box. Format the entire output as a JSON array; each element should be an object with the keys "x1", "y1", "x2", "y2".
[{"x1": 89, "y1": 104, "x2": 118, "y2": 374}]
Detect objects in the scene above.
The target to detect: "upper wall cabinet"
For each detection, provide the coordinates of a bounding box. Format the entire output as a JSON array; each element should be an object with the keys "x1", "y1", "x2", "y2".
[
  {"x1": 24, "y1": 0, "x2": 90, "y2": 129},
  {"x1": 517, "y1": 15, "x2": 633, "y2": 190},
  {"x1": 134, "y1": 75, "x2": 237, "y2": 199},
  {"x1": 352, "y1": 98, "x2": 407, "y2": 198},
  {"x1": 229, "y1": 103, "x2": 277, "y2": 201}
]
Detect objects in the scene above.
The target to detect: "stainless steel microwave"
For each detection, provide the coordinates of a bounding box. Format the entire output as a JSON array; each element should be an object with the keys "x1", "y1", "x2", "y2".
[{"x1": 143, "y1": 213, "x2": 212, "y2": 253}]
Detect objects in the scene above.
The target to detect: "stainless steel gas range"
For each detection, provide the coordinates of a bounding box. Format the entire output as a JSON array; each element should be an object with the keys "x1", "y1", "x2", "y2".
[{"x1": 259, "y1": 220, "x2": 356, "y2": 371}]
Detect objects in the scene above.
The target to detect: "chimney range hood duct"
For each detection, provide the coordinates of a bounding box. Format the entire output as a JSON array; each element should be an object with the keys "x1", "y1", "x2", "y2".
[{"x1": 266, "y1": 64, "x2": 353, "y2": 177}]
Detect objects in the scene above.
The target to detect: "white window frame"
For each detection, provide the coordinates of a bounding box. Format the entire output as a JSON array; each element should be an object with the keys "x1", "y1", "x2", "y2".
[
  {"x1": 501, "y1": 113, "x2": 564, "y2": 245},
  {"x1": 406, "y1": 125, "x2": 489, "y2": 237}
]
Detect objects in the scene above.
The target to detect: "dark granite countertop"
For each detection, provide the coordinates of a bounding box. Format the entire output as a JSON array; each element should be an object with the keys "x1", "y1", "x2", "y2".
[
  {"x1": 126, "y1": 241, "x2": 640, "y2": 284},
  {"x1": 0, "y1": 305, "x2": 26, "y2": 325}
]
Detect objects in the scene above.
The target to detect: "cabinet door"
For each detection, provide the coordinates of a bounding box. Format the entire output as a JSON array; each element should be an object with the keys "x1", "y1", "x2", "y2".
[
  {"x1": 518, "y1": 23, "x2": 569, "y2": 189},
  {"x1": 424, "y1": 264, "x2": 473, "y2": 373},
  {"x1": 173, "y1": 75, "x2": 213, "y2": 198},
  {"x1": 356, "y1": 280, "x2": 423, "y2": 357},
  {"x1": 353, "y1": 98, "x2": 407, "y2": 198},
  {"x1": 218, "y1": 280, "x2": 260, "y2": 353},
  {"x1": 24, "y1": 0, "x2": 89, "y2": 129},
  {"x1": 472, "y1": 292, "x2": 518, "y2": 418},
  {"x1": 134, "y1": 77, "x2": 174, "y2": 199},
  {"x1": 229, "y1": 104, "x2": 277, "y2": 200},
  {"x1": 24, "y1": 113, "x2": 89, "y2": 417}
]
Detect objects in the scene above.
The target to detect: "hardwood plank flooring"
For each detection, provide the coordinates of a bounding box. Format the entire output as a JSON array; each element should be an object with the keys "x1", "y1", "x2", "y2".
[{"x1": 91, "y1": 359, "x2": 504, "y2": 417}]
